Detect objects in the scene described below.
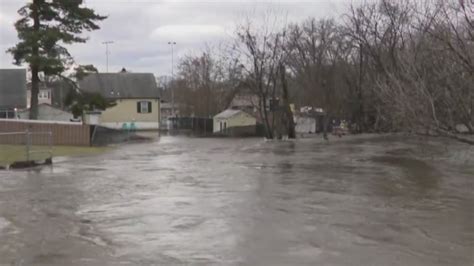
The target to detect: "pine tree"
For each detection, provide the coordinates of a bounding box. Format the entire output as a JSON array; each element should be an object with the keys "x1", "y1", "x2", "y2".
[{"x1": 7, "y1": 0, "x2": 106, "y2": 119}]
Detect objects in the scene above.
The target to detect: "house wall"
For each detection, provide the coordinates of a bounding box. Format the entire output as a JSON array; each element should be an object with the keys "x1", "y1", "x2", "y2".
[
  {"x1": 0, "y1": 69, "x2": 27, "y2": 110},
  {"x1": 214, "y1": 125, "x2": 256, "y2": 137},
  {"x1": 213, "y1": 112, "x2": 256, "y2": 133},
  {"x1": 100, "y1": 98, "x2": 160, "y2": 130},
  {"x1": 295, "y1": 116, "x2": 317, "y2": 134}
]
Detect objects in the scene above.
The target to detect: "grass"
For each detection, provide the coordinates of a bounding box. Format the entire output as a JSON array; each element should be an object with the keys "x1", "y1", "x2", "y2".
[{"x1": 0, "y1": 144, "x2": 109, "y2": 167}]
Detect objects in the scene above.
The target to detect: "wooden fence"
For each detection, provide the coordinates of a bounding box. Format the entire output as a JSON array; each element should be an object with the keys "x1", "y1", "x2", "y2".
[{"x1": 0, "y1": 119, "x2": 90, "y2": 146}]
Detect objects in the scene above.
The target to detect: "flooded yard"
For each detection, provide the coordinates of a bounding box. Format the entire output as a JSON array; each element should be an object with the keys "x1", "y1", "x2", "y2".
[{"x1": 0, "y1": 135, "x2": 473, "y2": 265}]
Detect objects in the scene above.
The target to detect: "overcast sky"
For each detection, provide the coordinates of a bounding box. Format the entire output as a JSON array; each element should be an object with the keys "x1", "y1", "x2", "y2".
[{"x1": 0, "y1": 0, "x2": 356, "y2": 77}]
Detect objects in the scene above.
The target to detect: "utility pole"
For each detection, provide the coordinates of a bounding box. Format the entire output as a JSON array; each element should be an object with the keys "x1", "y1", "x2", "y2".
[
  {"x1": 102, "y1": 41, "x2": 114, "y2": 73},
  {"x1": 168, "y1": 41, "x2": 176, "y2": 116}
]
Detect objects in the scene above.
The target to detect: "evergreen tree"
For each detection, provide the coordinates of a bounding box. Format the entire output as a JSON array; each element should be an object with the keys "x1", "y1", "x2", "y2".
[{"x1": 7, "y1": 0, "x2": 106, "y2": 119}]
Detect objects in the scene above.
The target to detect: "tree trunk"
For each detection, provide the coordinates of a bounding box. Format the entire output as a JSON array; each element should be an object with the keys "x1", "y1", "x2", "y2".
[
  {"x1": 280, "y1": 64, "x2": 296, "y2": 139},
  {"x1": 417, "y1": 128, "x2": 474, "y2": 146},
  {"x1": 357, "y1": 44, "x2": 365, "y2": 133},
  {"x1": 29, "y1": 0, "x2": 40, "y2": 120},
  {"x1": 30, "y1": 66, "x2": 40, "y2": 120},
  {"x1": 322, "y1": 115, "x2": 329, "y2": 140},
  {"x1": 261, "y1": 95, "x2": 273, "y2": 139}
]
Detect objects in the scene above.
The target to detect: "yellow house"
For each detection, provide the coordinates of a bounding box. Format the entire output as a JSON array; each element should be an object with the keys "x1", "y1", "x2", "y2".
[
  {"x1": 79, "y1": 72, "x2": 160, "y2": 130},
  {"x1": 213, "y1": 109, "x2": 256, "y2": 136}
]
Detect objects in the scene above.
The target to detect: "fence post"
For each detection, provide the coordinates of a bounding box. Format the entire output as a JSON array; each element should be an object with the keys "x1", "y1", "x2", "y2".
[
  {"x1": 48, "y1": 131, "x2": 53, "y2": 159},
  {"x1": 25, "y1": 129, "x2": 30, "y2": 162}
]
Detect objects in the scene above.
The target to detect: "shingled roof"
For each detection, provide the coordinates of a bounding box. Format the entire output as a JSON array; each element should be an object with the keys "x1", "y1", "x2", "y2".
[
  {"x1": 78, "y1": 72, "x2": 159, "y2": 99},
  {"x1": 0, "y1": 69, "x2": 27, "y2": 109}
]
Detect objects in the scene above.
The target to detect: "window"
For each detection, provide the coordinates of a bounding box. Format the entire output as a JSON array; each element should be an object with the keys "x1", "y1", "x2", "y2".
[
  {"x1": 38, "y1": 91, "x2": 50, "y2": 99},
  {"x1": 137, "y1": 101, "x2": 152, "y2": 113},
  {"x1": 0, "y1": 110, "x2": 15, "y2": 119}
]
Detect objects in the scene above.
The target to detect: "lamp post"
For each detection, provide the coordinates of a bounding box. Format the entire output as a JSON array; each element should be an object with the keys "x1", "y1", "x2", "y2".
[
  {"x1": 102, "y1": 41, "x2": 114, "y2": 73},
  {"x1": 168, "y1": 41, "x2": 176, "y2": 116}
]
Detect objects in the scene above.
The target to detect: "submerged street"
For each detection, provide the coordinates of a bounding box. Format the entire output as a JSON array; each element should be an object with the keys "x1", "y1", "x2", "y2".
[{"x1": 0, "y1": 135, "x2": 473, "y2": 265}]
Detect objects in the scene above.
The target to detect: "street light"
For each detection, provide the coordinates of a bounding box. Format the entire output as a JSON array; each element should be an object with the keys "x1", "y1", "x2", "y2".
[
  {"x1": 168, "y1": 41, "x2": 176, "y2": 116},
  {"x1": 102, "y1": 41, "x2": 114, "y2": 73}
]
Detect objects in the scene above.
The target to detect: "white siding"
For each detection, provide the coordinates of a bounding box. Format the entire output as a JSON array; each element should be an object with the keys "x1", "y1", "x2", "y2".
[{"x1": 213, "y1": 111, "x2": 256, "y2": 133}]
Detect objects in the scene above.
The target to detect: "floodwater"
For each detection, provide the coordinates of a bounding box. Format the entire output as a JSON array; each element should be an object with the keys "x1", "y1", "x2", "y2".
[{"x1": 0, "y1": 135, "x2": 473, "y2": 265}]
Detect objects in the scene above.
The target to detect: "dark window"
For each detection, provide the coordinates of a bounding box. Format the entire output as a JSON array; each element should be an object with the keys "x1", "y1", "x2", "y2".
[
  {"x1": 137, "y1": 101, "x2": 152, "y2": 113},
  {"x1": 0, "y1": 110, "x2": 15, "y2": 119}
]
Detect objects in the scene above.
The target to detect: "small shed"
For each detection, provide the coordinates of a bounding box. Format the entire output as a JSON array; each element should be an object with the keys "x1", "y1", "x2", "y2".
[
  {"x1": 213, "y1": 109, "x2": 256, "y2": 136},
  {"x1": 295, "y1": 115, "x2": 317, "y2": 134}
]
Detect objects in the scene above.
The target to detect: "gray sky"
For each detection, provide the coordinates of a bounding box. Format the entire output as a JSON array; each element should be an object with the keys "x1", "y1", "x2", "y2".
[{"x1": 0, "y1": 0, "x2": 355, "y2": 76}]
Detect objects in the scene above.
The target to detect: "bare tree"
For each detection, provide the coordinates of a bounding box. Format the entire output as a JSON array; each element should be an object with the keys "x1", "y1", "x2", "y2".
[
  {"x1": 174, "y1": 45, "x2": 243, "y2": 118},
  {"x1": 233, "y1": 14, "x2": 288, "y2": 139},
  {"x1": 285, "y1": 18, "x2": 353, "y2": 137},
  {"x1": 169, "y1": 0, "x2": 473, "y2": 143},
  {"x1": 345, "y1": 0, "x2": 473, "y2": 144}
]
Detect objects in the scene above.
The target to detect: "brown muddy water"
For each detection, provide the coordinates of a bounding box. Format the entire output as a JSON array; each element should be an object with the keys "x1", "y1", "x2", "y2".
[{"x1": 0, "y1": 135, "x2": 473, "y2": 265}]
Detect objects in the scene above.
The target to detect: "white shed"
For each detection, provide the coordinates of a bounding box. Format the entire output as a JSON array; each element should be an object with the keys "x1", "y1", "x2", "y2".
[
  {"x1": 295, "y1": 115, "x2": 317, "y2": 134},
  {"x1": 213, "y1": 109, "x2": 256, "y2": 134}
]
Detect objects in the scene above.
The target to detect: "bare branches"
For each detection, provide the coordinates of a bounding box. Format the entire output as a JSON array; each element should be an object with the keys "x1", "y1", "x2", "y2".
[
  {"x1": 170, "y1": 0, "x2": 473, "y2": 143},
  {"x1": 346, "y1": 0, "x2": 474, "y2": 142}
]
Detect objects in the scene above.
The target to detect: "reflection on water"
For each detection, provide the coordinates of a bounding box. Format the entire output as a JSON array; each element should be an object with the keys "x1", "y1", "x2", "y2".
[{"x1": 0, "y1": 135, "x2": 473, "y2": 265}]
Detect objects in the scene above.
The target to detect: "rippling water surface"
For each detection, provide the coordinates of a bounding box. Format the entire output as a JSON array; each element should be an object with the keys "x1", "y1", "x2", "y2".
[{"x1": 1, "y1": 135, "x2": 473, "y2": 265}]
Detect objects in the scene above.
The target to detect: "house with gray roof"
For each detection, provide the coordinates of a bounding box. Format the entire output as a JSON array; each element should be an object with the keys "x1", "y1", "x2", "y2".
[
  {"x1": 0, "y1": 69, "x2": 27, "y2": 119},
  {"x1": 78, "y1": 72, "x2": 161, "y2": 130}
]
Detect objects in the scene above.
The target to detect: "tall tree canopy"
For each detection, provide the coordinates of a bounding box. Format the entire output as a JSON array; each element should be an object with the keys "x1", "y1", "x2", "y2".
[{"x1": 7, "y1": 0, "x2": 106, "y2": 119}]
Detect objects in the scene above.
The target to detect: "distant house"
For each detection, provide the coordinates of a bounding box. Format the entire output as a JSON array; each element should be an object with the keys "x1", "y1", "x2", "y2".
[
  {"x1": 159, "y1": 100, "x2": 183, "y2": 130},
  {"x1": 213, "y1": 109, "x2": 256, "y2": 136},
  {"x1": 26, "y1": 80, "x2": 74, "y2": 109},
  {"x1": 160, "y1": 101, "x2": 173, "y2": 120},
  {"x1": 0, "y1": 69, "x2": 27, "y2": 119},
  {"x1": 27, "y1": 82, "x2": 52, "y2": 107},
  {"x1": 18, "y1": 103, "x2": 74, "y2": 122},
  {"x1": 78, "y1": 72, "x2": 160, "y2": 130}
]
